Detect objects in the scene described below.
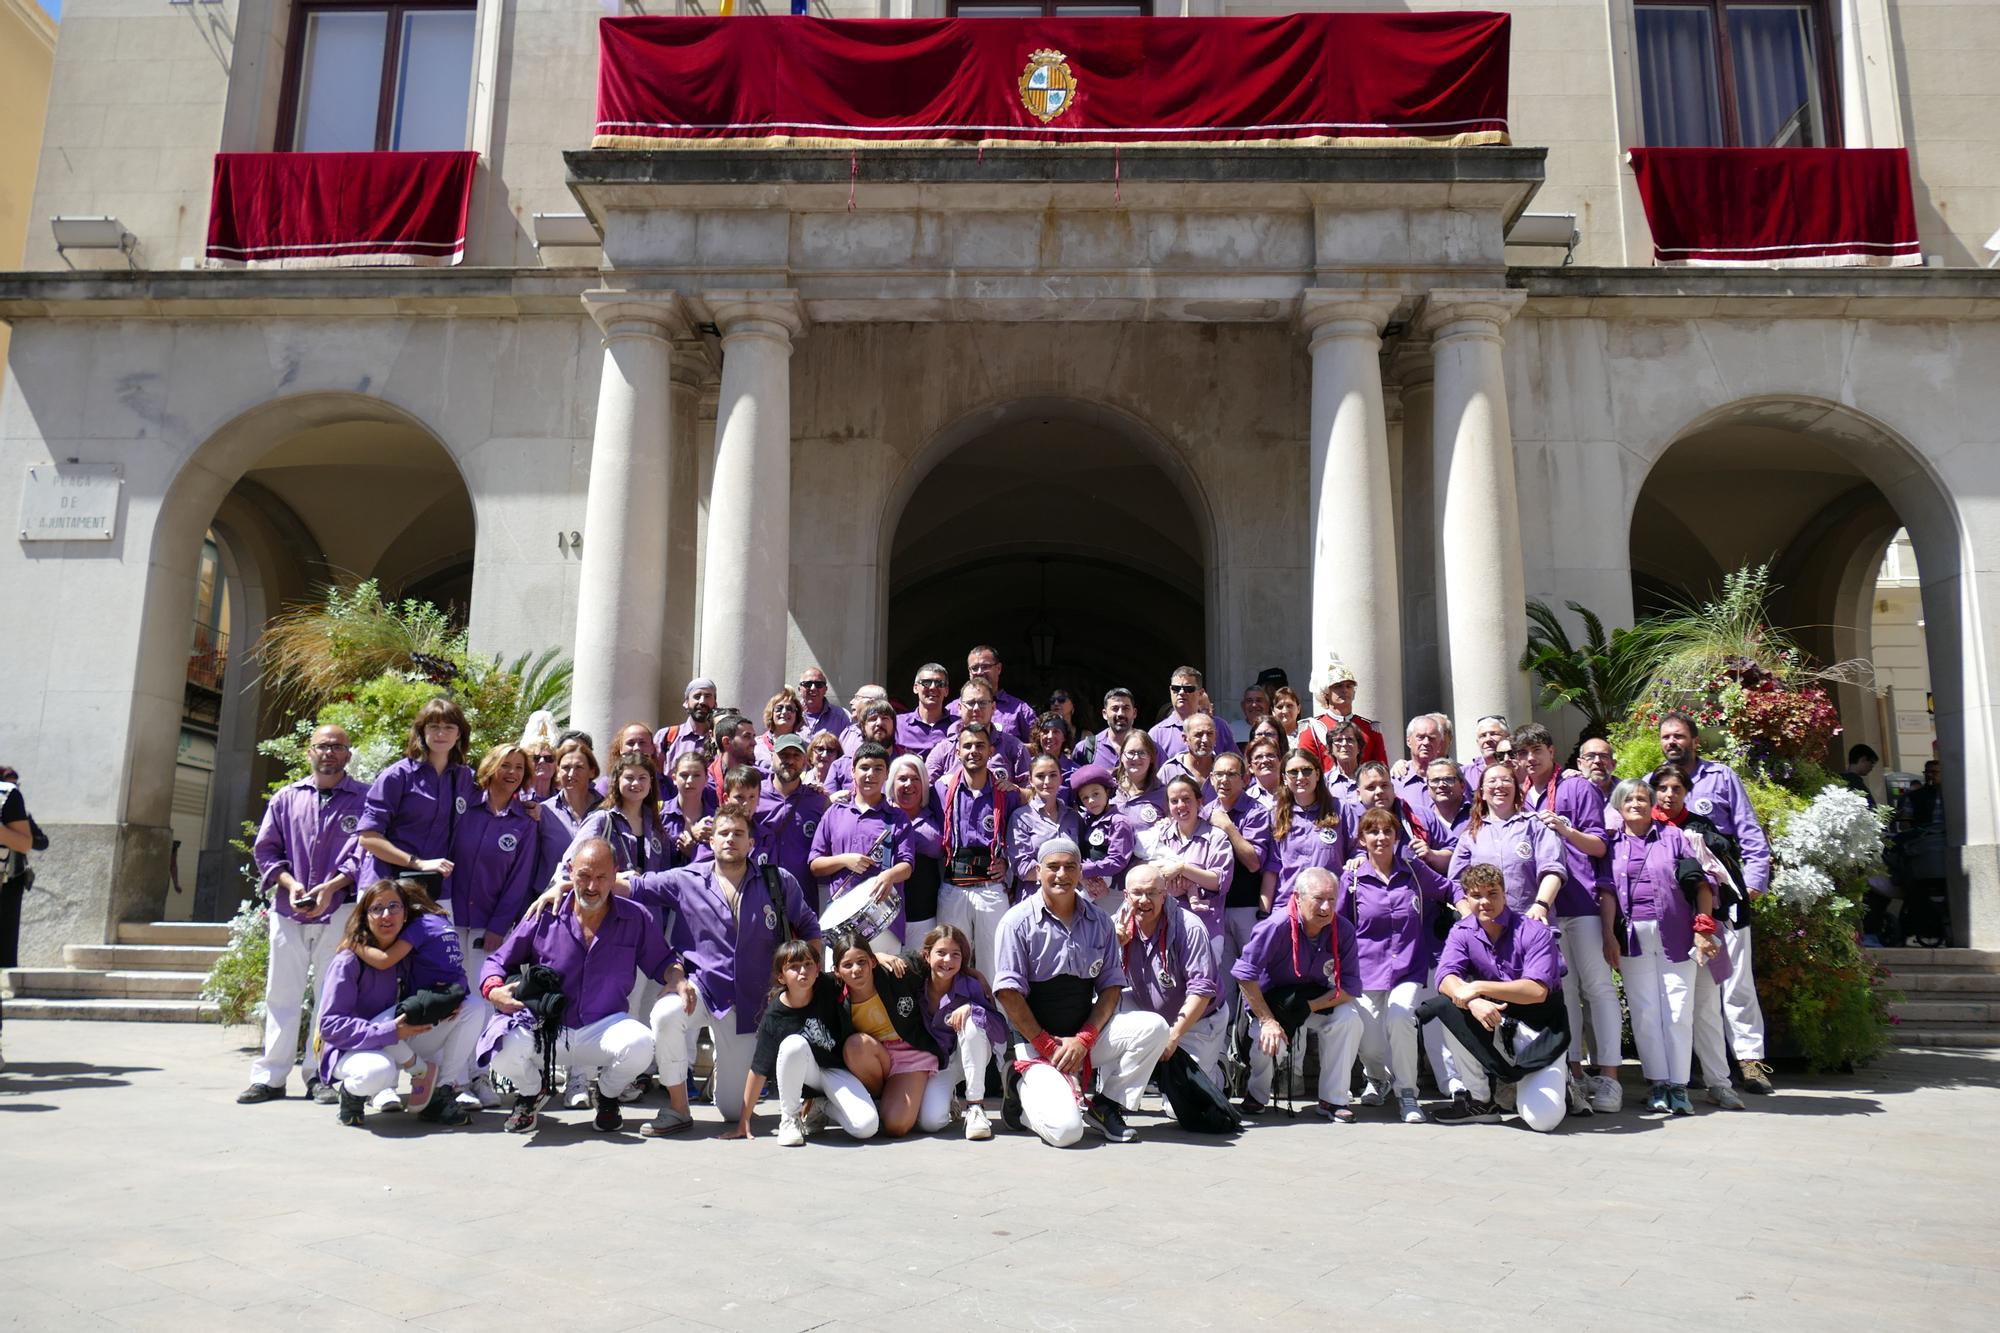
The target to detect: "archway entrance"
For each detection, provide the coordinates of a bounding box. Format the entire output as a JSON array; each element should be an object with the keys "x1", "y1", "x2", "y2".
[{"x1": 886, "y1": 408, "x2": 1207, "y2": 732}]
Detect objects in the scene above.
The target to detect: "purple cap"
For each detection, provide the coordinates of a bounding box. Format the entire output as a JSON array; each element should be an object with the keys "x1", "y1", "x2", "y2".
[{"x1": 1073, "y1": 763, "x2": 1115, "y2": 795}]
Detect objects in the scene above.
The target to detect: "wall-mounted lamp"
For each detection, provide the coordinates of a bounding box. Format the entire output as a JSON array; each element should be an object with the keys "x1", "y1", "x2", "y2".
[
  {"x1": 51, "y1": 216, "x2": 137, "y2": 268},
  {"x1": 532, "y1": 213, "x2": 600, "y2": 253}
]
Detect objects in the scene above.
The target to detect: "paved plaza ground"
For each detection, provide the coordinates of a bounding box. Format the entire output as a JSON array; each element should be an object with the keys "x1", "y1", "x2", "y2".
[{"x1": 0, "y1": 1021, "x2": 1993, "y2": 1332}]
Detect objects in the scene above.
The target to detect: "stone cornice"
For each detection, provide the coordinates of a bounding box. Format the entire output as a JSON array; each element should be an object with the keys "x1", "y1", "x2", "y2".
[
  {"x1": 1509, "y1": 265, "x2": 2000, "y2": 320},
  {"x1": 0, "y1": 268, "x2": 603, "y2": 321}
]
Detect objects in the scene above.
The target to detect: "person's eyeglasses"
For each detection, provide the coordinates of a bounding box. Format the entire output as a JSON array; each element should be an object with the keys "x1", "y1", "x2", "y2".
[
  {"x1": 531, "y1": 754, "x2": 555, "y2": 764},
  {"x1": 916, "y1": 678, "x2": 947, "y2": 689},
  {"x1": 366, "y1": 903, "x2": 405, "y2": 918},
  {"x1": 309, "y1": 743, "x2": 349, "y2": 754},
  {"x1": 1493, "y1": 747, "x2": 1514, "y2": 758},
  {"x1": 812, "y1": 746, "x2": 840, "y2": 756},
  {"x1": 1331, "y1": 737, "x2": 1358, "y2": 748},
  {"x1": 1284, "y1": 767, "x2": 1317, "y2": 779},
  {"x1": 1169, "y1": 684, "x2": 1199, "y2": 695},
  {"x1": 1426, "y1": 776, "x2": 1460, "y2": 787}
]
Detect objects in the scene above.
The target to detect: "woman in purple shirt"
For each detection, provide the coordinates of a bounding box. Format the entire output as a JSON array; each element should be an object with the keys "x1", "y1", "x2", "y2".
[
  {"x1": 1446, "y1": 762, "x2": 1567, "y2": 920},
  {"x1": 756, "y1": 688, "x2": 804, "y2": 772},
  {"x1": 1008, "y1": 755, "x2": 1082, "y2": 887},
  {"x1": 533, "y1": 739, "x2": 599, "y2": 893},
  {"x1": 356, "y1": 696, "x2": 476, "y2": 901},
  {"x1": 1342, "y1": 807, "x2": 1457, "y2": 1124},
  {"x1": 1263, "y1": 748, "x2": 1352, "y2": 910},
  {"x1": 1139, "y1": 774, "x2": 1234, "y2": 957},
  {"x1": 449, "y1": 744, "x2": 543, "y2": 983},
  {"x1": 661, "y1": 749, "x2": 718, "y2": 867},
  {"x1": 1112, "y1": 730, "x2": 1168, "y2": 833},
  {"x1": 566, "y1": 752, "x2": 670, "y2": 879}
]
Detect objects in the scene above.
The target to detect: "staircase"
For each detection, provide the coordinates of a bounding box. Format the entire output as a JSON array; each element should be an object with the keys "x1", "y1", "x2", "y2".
[
  {"x1": 1871, "y1": 947, "x2": 2000, "y2": 1048},
  {"x1": 1, "y1": 922, "x2": 226, "y2": 1022}
]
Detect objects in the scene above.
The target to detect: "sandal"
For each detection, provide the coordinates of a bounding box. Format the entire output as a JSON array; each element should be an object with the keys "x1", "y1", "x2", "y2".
[{"x1": 1317, "y1": 1101, "x2": 1356, "y2": 1123}]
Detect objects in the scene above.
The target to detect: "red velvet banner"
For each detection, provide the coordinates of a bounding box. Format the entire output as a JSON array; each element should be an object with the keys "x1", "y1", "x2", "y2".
[
  {"x1": 1629, "y1": 148, "x2": 1920, "y2": 268},
  {"x1": 206, "y1": 151, "x2": 478, "y2": 269},
  {"x1": 594, "y1": 15, "x2": 1510, "y2": 150}
]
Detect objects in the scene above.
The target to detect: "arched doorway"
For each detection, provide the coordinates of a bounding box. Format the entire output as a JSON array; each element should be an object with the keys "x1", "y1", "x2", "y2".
[
  {"x1": 884, "y1": 401, "x2": 1212, "y2": 731},
  {"x1": 143, "y1": 398, "x2": 475, "y2": 921}
]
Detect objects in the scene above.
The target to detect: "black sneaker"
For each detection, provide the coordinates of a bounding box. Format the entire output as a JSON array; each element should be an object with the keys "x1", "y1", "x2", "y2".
[
  {"x1": 419, "y1": 1085, "x2": 472, "y2": 1127},
  {"x1": 504, "y1": 1093, "x2": 544, "y2": 1134},
  {"x1": 1083, "y1": 1094, "x2": 1137, "y2": 1143},
  {"x1": 1739, "y1": 1061, "x2": 1776, "y2": 1095},
  {"x1": 591, "y1": 1080, "x2": 623, "y2": 1133},
  {"x1": 310, "y1": 1080, "x2": 341, "y2": 1106},
  {"x1": 1001, "y1": 1067, "x2": 1024, "y2": 1132},
  {"x1": 337, "y1": 1089, "x2": 366, "y2": 1127},
  {"x1": 236, "y1": 1082, "x2": 285, "y2": 1105},
  {"x1": 1433, "y1": 1090, "x2": 1501, "y2": 1125}
]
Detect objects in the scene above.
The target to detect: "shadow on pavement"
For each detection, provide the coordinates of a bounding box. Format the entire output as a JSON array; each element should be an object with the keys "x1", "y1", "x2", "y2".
[{"x1": 0, "y1": 1062, "x2": 161, "y2": 1103}]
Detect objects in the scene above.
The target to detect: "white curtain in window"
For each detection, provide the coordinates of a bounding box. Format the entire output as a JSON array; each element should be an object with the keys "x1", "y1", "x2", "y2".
[
  {"x1": 1635, "y1": 7, "x2": 1724, "y2": 147},
  {"x1": 1729, "y1": 5, "x2": 1825, "y2": 146}
]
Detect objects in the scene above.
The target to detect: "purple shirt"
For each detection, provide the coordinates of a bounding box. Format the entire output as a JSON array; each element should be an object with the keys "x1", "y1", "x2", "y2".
[
  {"x1": 656, "y1": 723, "x2": 712, "y2": 772},
  {"x1": 896, "y1": 709, "x2": 954, "y2": 756},
  {"x1": 1268, "y1": 802, "x2": 1356, "y2": 905},
  {"x1": 315, "y1": 948, "x2": 407, "y2": 1082},
  {"x1": 1524, "y1": 771, "x2": 1611, "y2": 917},
  {"x1": 1007, "y1": 800, "x2": 1081, "y2": 887},
  {"x1": 1078, "y1": 805, "x2": 1137, "y2": 902},
  {"x1": 935, "y1": 771, "x2": 1009, "y2": 870},
  {"x1": 799, "y1": 703, "x2": 853, "y2": 746},
  {"x1": 357, "y1": 758, "x2": 475, "y2": 890},
  {"x1": 1393, "y1": 767, "x2": 1432, "y2": 820},
  {"x1": 993, "y1": 891, "x2": 1125, "y2": 996},
  {"x1": 628, "y1": 862, "x2": 822, "y2": 1035},
  {"x1": 1138, "y1": 817, "x2": 1236, "y2": 936},
  {"x1": 253, "y1": 777, "x2": 368, "y2": 921},
  {"x1": 1078, "y1": 727, "x2": 1135, "y2": 769},
  {"x1": 1112, "y1": 783, "x2": 1169, "y2": 835},
  {"x1": 1149, "y1": 713, "x2": 1239, "y2": 763},
  {"x1": 403, "y1": 909, "x2": 467, "y2": 990},
  {"x1": 448, "y1": 797, "x2": 542, "y2": 938},
  {"x1": 810, "y1": 798, "x2": 912, "y2": 926},
  {"x1": 1434, "y1": 907, "x2": 1564, "y2": 995},
  {"x1": 566, "y1": 807, "x2": 671, "y2": 880},
  {"x1": 1609, "y1": 823, "x2": 1705, "y2": 963},
  {"x1": 661, "y1": 791, "x2": 719, "y2": 868},
  {"x1": 1341, "y1": 853, "x2": 1455, "y2": 990},
  {"x1": 478, "y1": 895, "x2": 676, "y2": 1033},
  {"x1": 756, "y1": 778, "x2": 830, "y2": 896},
  {"x1": 1120, "y1": 899, "x2": 1219, "y2": 1021},
  {"x1": 1446, "y1": 811, "x2": 1569, "y2": 915},
  {"x1": 948, "y1": 689, "x2": 1037, "y2": 742},
  {"x1": 825, "y1": 743, "x2": 908, "y2": 795},
  {"x1": 1686, "y1": 757, "x2": 1772, "y2": 892},
  {"x1": 1202, "y1": 792, "x2": 1273, "y2": 908},
  {"x1": 532, "y1": 790, "x2": 595, "y2": 894},
  {"x1": 924, "y1": 969, "x2": 1007, "y2": 1053},
  {"x1": 1230, "y1": 905, "x2": 1362, "y2": 996},
  {"x1": 925, "y1": 728, "x2": 1030, "y2": 785}
]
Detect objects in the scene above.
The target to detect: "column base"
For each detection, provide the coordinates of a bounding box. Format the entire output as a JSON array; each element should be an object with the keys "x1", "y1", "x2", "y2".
[
  {"x1": 1953, "y1": 843, "x2": 2000, "y2": 950},
  {"x1": 12, "y1": 823, "x2": 172, "y2": 965}
]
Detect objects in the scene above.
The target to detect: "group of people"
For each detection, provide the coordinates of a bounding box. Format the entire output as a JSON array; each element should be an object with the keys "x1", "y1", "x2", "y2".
[{"x1": 240, "y1": 643, "x2": 1782, "y2": 1144}]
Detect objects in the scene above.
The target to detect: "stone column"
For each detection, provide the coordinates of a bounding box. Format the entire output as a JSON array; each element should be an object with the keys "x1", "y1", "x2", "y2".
[
  {"x1": 1392, "y1": 339, "x2": 1440, "y2": 723},
  {"x1": 1423, "y1": 289, "x2": 1529, "y2": 751},
  {"x1": 573, "y1": 291, "x2": 685, "y2": 749},
  {"x1": 658, "y1": 339, "x2": 710, "y2": 721},
  {"x1": 699, "y1": 290, "x2": 804, "y2": 713},
  {"x1": 1302, "y1": 290, "x2": 1403, "y2": 734}
]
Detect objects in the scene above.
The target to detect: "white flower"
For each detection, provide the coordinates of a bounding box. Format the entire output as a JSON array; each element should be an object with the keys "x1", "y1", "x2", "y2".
[
  {"x1": 1774, "y1": 785, "x2": 1885, "y2": 882},
  {"x1": 1771, "y1": 863, "x2": 1837, "y2": 910}
]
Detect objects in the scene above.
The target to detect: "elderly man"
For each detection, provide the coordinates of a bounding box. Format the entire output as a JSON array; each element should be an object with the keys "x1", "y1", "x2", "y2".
[
  {"x1": 1160, "y1": 713, "x2": 1220, "y2": 793},
  {"x1": 993, "y1": 838, "x2": 1170, "y2": 1145},
  {"x1": 792, "y1": 665, "x2": 850, "y2": 746},
  {"x1": 239, "y1": 724, "x2": 368, "y2": 1105},
  {"x1": 838, "y1": 684, "x2": 888, "y2": 753},
  {"x1": 947, "y1": 644, "x2": 1038, "y2": 741},
  {"x1": 1461, "y1": 714, "x2": 1511, "y2": 791},
  {"x1": 1151, "y1": 666, "x2": 1239, "y2": 763},
  {"x1": 1395, "y1": 714, "x2": 1450, "y2": 818},
  {"x1": 631, "y1": 804, "x2": 824, "y2": 1135},
  {"x1": 1230, "y1": 866, "x2": 1364, "y2": 1119},
  {"x1": 898, "y1": 662, "x2": 956, "y2": 755},
  {"x1": 1076, "y1": 687, "x2": 1140, "y2": 768},
  {"x1": 479, "y1": 839, "x2": 677, "y2": 1134},
  {"x1": 656, "y1": 677, "x2": 719, "y2": 769},
  {"x1": 1660, "y1": 711, "x2": 1775, "y2": 1095},
  {"x1": 1577, "y1": 735, "x2": 1617, "y2": 800},
  {"x1": 926, "y1": 680, "x2": 1029, "y2": 783},
  {"x1": 1115, "y1": 863, "x2": 1224, "y2": 1088},
  {"x1": 1299, "y1": 655, "x2": 1388, "y2": 770},
  {"x1": 1428, "y1": 862, "x2": 1571, "y2": 1131}
]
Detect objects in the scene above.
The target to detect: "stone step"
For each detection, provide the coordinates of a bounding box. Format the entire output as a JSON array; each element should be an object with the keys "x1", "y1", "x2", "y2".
[
  {"x1": 0, "y1": 996, "x2": 220, "y2": 1023},
  {"x1": 115, "y1": 921, "x2": 232, "y2": 947},
  {"x1": 1890, "y1": 1028, "x2": 2000, "y2": 1049},
  {"x1": 64, "y1": 943, "x2": 224, "y2": 971},
  {"x1": 3, "y1": 968, "x2": 207, "y2": 999},
  {"x1": 1884, "y1": 999, "x2": 2000, "y2": 1025},
  {"x1": 1876, "y1": 971, "x2": 2000, "y2": 995},
  {"x1": 1867, "y1": 947, "x2": 2000, "y2": 972}
]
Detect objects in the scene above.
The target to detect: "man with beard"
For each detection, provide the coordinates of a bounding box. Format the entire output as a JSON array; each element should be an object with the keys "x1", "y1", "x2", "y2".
[
  {"x1": 656, "y1": 677, "x2": 718, "y2": 770},
  {"x1": 948, "y1": 644, "x2": 1039, "y2": 742},
  {"x1": 1076, "y1": 687, "x2": 1140, "y2": 768}
]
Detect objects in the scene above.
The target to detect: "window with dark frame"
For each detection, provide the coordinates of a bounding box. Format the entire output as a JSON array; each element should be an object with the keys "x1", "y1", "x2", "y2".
[
  {"x1": 277, "y1": 0, "x2": 479, "y2": 153},
  {"x1": 1633, "y1": 0, "x2": 1840, "y2": 148},
  {"x1": 949, "y1": 2, "x2": 1153, "y2": 16}
]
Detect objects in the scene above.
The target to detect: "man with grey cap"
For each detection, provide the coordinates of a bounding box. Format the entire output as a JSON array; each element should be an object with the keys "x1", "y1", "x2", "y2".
[
  {"x1": 657, "y1": 677, "x2": 719, "y2": 770},
  {"x1": 991, "y1": 835, "x2": 1170, "y2": 1146}
]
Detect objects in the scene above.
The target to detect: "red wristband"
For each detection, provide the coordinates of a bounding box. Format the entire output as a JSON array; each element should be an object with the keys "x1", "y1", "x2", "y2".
[
  {"x1": 1693, "y1": 914, "x2": 1719, "y2": 935},
  {"x1": 480, "y1": 976, "x2": 504, "y2": 999},
  {"x1": 1032, "y1": 1031, "x2": 1060, "y2": 1060},
  {"x1": 1077, "y1": 1024, "x2": 1100, "y2": 1049}
]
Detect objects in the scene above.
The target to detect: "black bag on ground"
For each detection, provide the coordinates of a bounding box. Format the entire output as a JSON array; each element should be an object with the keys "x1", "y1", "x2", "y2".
[
  {"x1": 1155, "y1": 1047, "x2": 1243, "y2": 1134},
  {"x1": 508, "y1": 964, "x2": 567, "y2": 1095}
]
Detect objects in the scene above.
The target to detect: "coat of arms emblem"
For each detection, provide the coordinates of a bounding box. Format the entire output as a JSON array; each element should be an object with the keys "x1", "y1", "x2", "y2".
[{"x1": 1019, "y1": 49, "x2": 1077, "y2": 123}]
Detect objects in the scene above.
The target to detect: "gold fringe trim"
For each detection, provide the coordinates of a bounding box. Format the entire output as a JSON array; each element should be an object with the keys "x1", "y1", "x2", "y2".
[{"x1": 590, "y1": 130, "x2": 1511, "y2": 151}]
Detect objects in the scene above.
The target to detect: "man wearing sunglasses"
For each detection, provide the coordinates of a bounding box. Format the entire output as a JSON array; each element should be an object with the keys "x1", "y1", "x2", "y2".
[
  {"x1": 1149, "y1": 666, "x2": 1239, "y2": 764},
  {"x1": 897, "y1": 662, "x2": 955, "y2": 755},
  {"x1": 795, "y1": 667, "x2": 851, "y2": 745}
]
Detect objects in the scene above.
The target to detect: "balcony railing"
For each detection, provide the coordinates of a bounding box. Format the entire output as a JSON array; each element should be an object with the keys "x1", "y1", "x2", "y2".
[{"x1": 188, "y1": 622, "x2": 229, "y2": 693}]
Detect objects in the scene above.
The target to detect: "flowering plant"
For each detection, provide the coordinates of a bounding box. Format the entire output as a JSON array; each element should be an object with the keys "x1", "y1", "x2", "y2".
[{"x1": 199, "y1": 898, "x2": 272, "y2": 1027}]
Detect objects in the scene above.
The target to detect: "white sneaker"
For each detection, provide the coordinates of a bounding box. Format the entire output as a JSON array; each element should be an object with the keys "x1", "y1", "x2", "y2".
[
  {"x1": 1396, "y1": 1090, "x2": 1426, "y2": 1124},
  {"x1": 964, "y1": 1103, "x2": 993, "y2": 1140},
  {"x1": 1588, "y1": 1072, "x2": 1624, "y2": 1114},
  {"x1": 1705, "y1": 1083, "x2": 1747, "y2": 1111},
  {"x1": 776, "y1": 1115, "x2": 806, "y2": 1147},
  {"x1": 1565, "y1": 1073, "x2": 1595, "y2": 1117},
  {"x1": 799, "y1": 1097, "x2": 830, "y2": 1136},
  {"x1": 1359, "y1": 1080, "x2": 1387, "y2": 1107},
  {"x1": 370, "y1": 1088, "x2": 404, "y2": 1113}
]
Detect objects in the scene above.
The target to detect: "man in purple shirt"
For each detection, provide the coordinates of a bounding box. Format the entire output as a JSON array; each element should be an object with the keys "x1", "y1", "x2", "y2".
[
  {"x1": 1661, "y1": 711, "x2": 1775, "y2": 1094},
  {"x1": 926, "y1": 680, "x2": 1029, "y2": 784},
  {"x1": 1150, "y1": 666, "x2": 1239, "y2": 763},
  {"x1": 656, "y1": 677, "x2": 717, "y2": 769},
  {"x1": 1075, "y1": 687, "x2": 1139, "y2": 768},
  {"x1": 826, "y1": 701, "x2": 901, "y2": 792},
  {"x1": 239, "y1": 724, "x2": 368, "y2": 1105},
  {"x1": 1428, "y1": 863, "x2": 1570, "y2": 1131},
  {"x1": 631, "y1": 803, "x2": 824, "y2": 1136},
  {"x1": 809, "y1": 742, "x2": 914, "y2": 942},
  {"x1": 897, "y1": 662, "x2": 955, "y2": 755},
  {"x1": 479, "y1": 839, "x2": 677, "y2": 1135},
  {"x1": 1115, "y1": 863, "x2": 1223, "y2": 1086},
  {"x1": 795, "y1": 666, "x2": 852, "y2": 746},
  {"x1": 935, "y1": 723, "x2": 1016, "y2": 979},
  {"x1": 1230, "y1": 867, "x2": 1363, "y2": 1117},
  {"x1": 1577, "y1": 735, "x2": 1617, "y2": 802},
  {"x1": 993, "y1": 837, "x2": 1169, "y2": 1146},
  {"x1": 1394, "y1": 713, "x2": 1449, "y2": 819},
  {"x1": 946, "y1": 644, "x2": 1038, "y2": 741},
  {"x1": 756, "y1": 738, "x2": 829, "y2": 901}
]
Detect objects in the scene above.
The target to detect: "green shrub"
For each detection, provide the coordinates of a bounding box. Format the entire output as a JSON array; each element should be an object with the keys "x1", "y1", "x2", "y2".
[{"x1": 200, "y1": 899, "x2": 271, "y2": 1026}]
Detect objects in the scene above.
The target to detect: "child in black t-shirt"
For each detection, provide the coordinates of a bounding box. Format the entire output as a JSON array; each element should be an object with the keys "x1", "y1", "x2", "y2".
[{"x1": 724, "y1": 939, "x2": 880, "y2": 1144}]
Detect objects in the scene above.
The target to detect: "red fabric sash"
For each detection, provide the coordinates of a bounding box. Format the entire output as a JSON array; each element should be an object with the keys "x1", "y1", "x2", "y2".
[
  {"x1": 207, "y1": 152, "x2": 477, "y2": 269},
  {"x1": 1628, "y1": 148, "x2": 1920, "y2": 268},
  {"x1": 594, "y1": 14, "x2": 1510, "y2": 149}
]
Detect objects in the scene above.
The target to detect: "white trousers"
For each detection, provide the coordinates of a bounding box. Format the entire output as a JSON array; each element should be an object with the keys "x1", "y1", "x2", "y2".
[
  {"x1": 1355, "y1": 981, "x2": 1428, "y2": 1094},
  {"x1": 1440, "y1": 1019, "x2": 1567, "y2": 1132},
  {"x1": 1558, "y1": 913, "x2": 1624, "y2": 1069},
  {"x1": 1692, "y1": 960, "x2": 1733, "y2": 1089},
  {"x1": 1621, "y1": 920, "x2": 1696, "y2": 1085},
  {"x1": 1010, "y1": 1010, "x2": 1170, "y2": 1147},
  {"x1": 902, "y1": 916, "x2": 938, "y2": 952},
  {"x1": 1180, "y1": 1005, "x2": 1229, "y2": 1087},
  {"x1": 1721, "y1": 922, "x2": 1767, "y2": 1061},
  {"x1": 773, "y1": 1034, "x2": 879, "y2": 1138},
  {"x1": 918, "y1": 1021, "x2": 995, "y2": 1131},
  {"x1": 334, "y1": 1003, "x2": 480, "y2": 1099},
  {"x1": 252, "y1": 904, "x2": 355, "y2": 1087},
  {"x1": 940, "y1": 881, "x2": 1011, "y2": 975},
  {"x1": 1247, "y1": 1003, "x2": 1362, "y2": 1105},
  {"x1": 491, "y1": 1012, "x2": 654, "y2": 1100},
  {"x1": 1424, "y1": 961, "x2": 1462, "y2": 1094},
  {"x1": 651, "y1": 987, "x2": 761, "y2": 1119}
]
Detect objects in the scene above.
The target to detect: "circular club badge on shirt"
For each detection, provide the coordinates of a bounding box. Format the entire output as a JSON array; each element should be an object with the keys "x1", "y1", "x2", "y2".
[
  {"x1": 896, "y1": 995, "x2": 916, "y2": 1018},
  {"x1": 497, "y1": 833, "x2": 519, "y2": 853},
  {"x1": 763, "y1": 904, "x2": 778, "y2": 931},
  {"x1": 1692, "y1": 796, "x2": 1714, "y2": 816},
  {"x1": 1087, "y1": 830, "x2": 1107, "y2": 852},
  {"x1": 980, "y1": 810, "x2": 996, "y2": 837},
  {"x1": 1089, "y1": 957, "x2": 1104, "y2": 977},
  {"x1": 1318, "y1": 828, "x2": 1339, "y2": 846},
  {"x1": 1513, "y1": 839, "x2": 1533, "y2": 859},
  {"x1": 1156, "y1": 965, "x2": 1175, "y2": 989},
  {"x1": 1322, "y1": 958, "x2": 1339, "y2": 981},
  {"x1": 1135, "y1": 806, "x2": 1160, "y2": 826},
  {"x1": 803, "y1": 817, "x2": 820, "y2": 840},
  {"x1": 340, "y1": 815, "x2": 358, "y2": 834},
  {"x1": 455, "y1": 796, "x2": 468, "y2": 815}
]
